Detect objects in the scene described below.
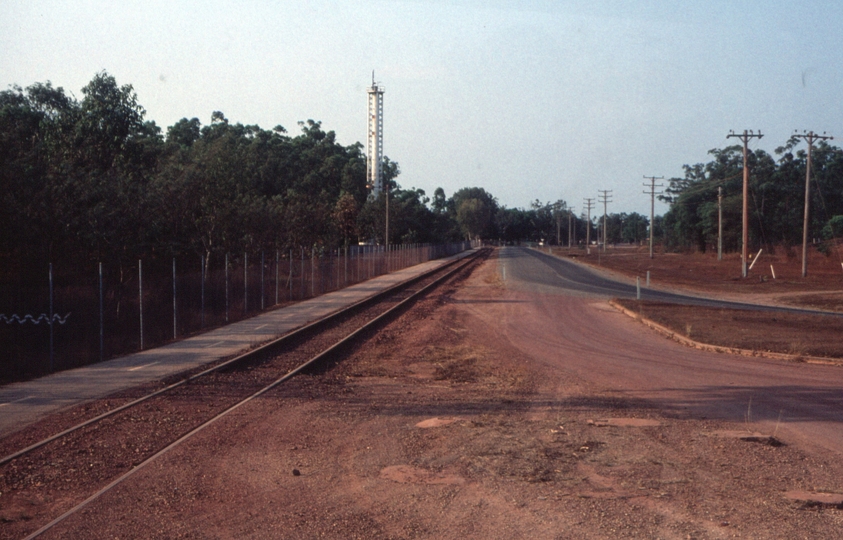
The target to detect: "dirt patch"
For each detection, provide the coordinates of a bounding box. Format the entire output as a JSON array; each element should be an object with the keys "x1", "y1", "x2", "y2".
[
  {"x1": 415, "y1": 417, "x2": 461, "y2": 428},
  {"x1": 380, "y1": 465, "x2": 465, "y2": 485},
  {"x1": 613, "y1": 298, "x2": 843, "y2": 360},
  {"x1": 778, "y1": 291, "x2": 843, "y2": 312}
]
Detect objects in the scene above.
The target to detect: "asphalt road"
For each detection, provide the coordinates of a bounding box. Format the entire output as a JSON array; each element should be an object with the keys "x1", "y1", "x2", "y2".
[
  {"x1": 509, "y1": 246, "x2": 842, "y2": 315},
  {"x1": 487, "y1": 246, "x2": 843, "y2": 457}
]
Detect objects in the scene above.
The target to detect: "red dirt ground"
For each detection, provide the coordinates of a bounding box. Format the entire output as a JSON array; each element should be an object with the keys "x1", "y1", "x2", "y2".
[{"x1": 9, "y1": 249, "x2": 842, "y2": 539}]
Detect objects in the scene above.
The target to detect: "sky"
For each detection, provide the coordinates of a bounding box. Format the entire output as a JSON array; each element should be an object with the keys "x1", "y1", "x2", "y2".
[{"x1": 3, "y1": 0, "x2": 843, "y2": 217}]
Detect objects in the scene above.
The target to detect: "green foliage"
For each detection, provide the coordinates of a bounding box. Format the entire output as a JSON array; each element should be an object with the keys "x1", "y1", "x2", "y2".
[
  {"x1": 659, "y1": 140, "x2": 843, "y2": 252},
  {"x1": 0, "y1": 74, "x2": 381, "y2": 275},
  {"x1": 6, "y1": 71, "x2": 675, "y2": 271},
  {"x1": 451, "y1": 187, "x2": 497, "y2": 240},
  {"x1": 822, "y1": 215, "x2": 843, "y2": 240}
]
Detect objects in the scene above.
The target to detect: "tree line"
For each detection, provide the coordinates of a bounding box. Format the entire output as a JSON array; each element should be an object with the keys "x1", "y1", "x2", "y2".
[
  {"x1": 0, "y1": 73, "x2": 494, "y2": 281},
  {"x1": 2, "y1": 72, "x2": 658, "y2": 286},
  {"x1": 660, "y1": 140, "x2": 843, "y2": 253}
]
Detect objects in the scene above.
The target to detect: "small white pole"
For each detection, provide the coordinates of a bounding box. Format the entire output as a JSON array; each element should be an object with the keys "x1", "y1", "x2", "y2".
[
  {"x1": 636, "y1": 276, "x2": 641, "y2": 300},
  {"x1": 770, "y1": 265, "x2": 776, "y2": 280},
  {"x1": 646, "y1": 270, "x2": 650, "y2": 287}
]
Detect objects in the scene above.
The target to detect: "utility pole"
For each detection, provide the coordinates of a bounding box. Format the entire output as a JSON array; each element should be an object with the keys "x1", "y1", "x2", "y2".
[
  {"x1": 793, "y1": 130, "x2": 833, "y2": 277},
  {"x1": 642, "y1": 176, "x2": 663, "y2": 259},
  {"x1": 726, "y1": 130, "x2": 763, "y2": 278},
  {"x1": 583, "y1": 198, "x2": 595, "y2": 254},
  {"x1": 555, "y1": 202, "x2": 562, "y2": 245},
  {"x1": 717, "y1": 186, "x2": 723, "y2": 261},
  {"x1": 568, "y1": 207, "x2": 575, "y2": 248},
  {"x1": 598, "y1": 190, "x2": 612, "y2": 251}
]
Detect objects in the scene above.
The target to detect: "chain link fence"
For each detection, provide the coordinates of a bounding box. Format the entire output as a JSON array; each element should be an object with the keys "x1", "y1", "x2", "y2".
[{"x1": 1, "y1": 242, "x2": 475, "y2": 383}]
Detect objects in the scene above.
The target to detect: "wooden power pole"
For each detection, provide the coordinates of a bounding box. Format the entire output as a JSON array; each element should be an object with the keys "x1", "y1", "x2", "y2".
[
  {"x1": 598, "y1": 190, "x2": 612, "y2": 251},
  {"x1": 643, "y1": 176, "x2": 663, "y2": 259},
  {"x1": 583, "y1": 198, "x2": 595, "y2": 254},
  {"x1": 726, "y1": 130, "x2": 763, "y2": 278},
  {"x1": 793, "y1": 130, "x2": 833, "y2": 277}
]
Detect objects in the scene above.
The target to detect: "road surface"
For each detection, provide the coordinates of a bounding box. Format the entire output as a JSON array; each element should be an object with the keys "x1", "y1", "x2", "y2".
[{"x1": 488, "y1": 246, "x2": 843, "y2": 456}]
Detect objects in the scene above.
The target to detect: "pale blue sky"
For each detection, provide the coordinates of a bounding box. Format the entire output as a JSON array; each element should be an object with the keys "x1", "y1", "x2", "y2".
[{"x1": 3, "y1": 1, "x2": 842, "y2": 216}]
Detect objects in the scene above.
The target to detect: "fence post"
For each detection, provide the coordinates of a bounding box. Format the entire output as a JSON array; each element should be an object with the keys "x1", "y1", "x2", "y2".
[
  {"x1": 225, "y1": 253, "x2": 229, "y2": 323},
  {"x1": 49, "y1": 263, "x2": 54, "y2": 372},
  {"x1": 244, "y1": 252, "x2": 248, "y2": 316},
  {"x1": 139, "y1": 259, "x2": 144, "y2": 350},
  {"x1": 173, "y1": 257, "x2": 177, "y2": 340},
  {"x1": 275, "y1": 250, "x2": 279, "y2": 306},
  {"x1": 261, "y1": 251, "x2": 265, "y2": 311},
  {"x1": 99, "y1": 262, "x2": 104, "y2": 362},
  {"x1": 201, "y1": 255, "x2": 205, "y2": 328}
]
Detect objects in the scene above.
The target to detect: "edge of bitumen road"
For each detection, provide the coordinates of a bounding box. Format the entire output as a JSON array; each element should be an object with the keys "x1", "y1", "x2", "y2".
[
  {"x1": 531, "y1": 246, "x2": 843, "y2": 314},
  {"x1": 0, "y1": 249, "x2": 479, "y2": 436},
  {"x1": 608, "y1": 299, "x2": 843, "y2": 367}
]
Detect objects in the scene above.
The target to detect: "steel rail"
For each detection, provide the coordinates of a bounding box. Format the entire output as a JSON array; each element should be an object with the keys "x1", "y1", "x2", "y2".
[
  {"x1": 0, "y1": 251, "x2": 475, "y2": 467},
  {"x1": 21, "y1": 249, "x2": 483, "y2": 540}
]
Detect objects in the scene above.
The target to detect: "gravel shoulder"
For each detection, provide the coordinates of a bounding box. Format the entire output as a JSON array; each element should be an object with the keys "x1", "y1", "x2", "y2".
[{"x1": 17, "y1": 250, "x2": 843, "y2": 539}]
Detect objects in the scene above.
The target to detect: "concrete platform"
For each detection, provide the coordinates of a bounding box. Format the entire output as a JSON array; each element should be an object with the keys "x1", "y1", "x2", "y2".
[{"x1": 0, "y1": 251, "x2": 475, "y2": 436}]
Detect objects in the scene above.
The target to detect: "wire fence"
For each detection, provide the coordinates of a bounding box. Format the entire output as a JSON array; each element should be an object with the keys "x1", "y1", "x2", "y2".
[{"x1": 1, "y1": 241, "x2": 475, "y2": 384}]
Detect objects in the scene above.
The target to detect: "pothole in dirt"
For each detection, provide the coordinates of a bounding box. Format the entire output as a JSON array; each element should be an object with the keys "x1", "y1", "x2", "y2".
[
  {"x1": 709, "y1": 430, "x2": 785, "y2": 446},
  {"x1": 379, "y1": 465, "x2": 464, "y2": 485},
  {"x1": 415, "y1": 417, "x2": 461, "y2": 428},
  {"x1": 588, "y1": 418, "x2": 662, "y2": 427},
  {"x1": 785, "y1": 490, "x2": 843, "y2": 509}
]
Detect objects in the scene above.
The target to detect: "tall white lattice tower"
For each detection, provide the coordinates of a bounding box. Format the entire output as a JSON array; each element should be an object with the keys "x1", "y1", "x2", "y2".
[{"x1": 367, "y1": 74, "x2": 385, "y2": 194}]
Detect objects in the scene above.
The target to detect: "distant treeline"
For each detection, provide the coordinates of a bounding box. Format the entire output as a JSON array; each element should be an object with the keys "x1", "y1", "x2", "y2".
[
  {"x1": 0, "y1": 72, "x2": 455, "y2": 277},
  {"x1": 0, "y1": 71, "x2": 648, "y2": 284},
  {"x1": 660, "y1": 141, "x2": 843, "y2": 253},
  {"x1": 9, "y1": 72, "x2": 835, "y2": 280}
]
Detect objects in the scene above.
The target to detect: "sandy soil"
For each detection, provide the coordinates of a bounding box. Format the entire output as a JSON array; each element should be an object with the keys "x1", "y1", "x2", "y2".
[{"x1": 30, "y1": 250, "x2": 843, "y2": 539}]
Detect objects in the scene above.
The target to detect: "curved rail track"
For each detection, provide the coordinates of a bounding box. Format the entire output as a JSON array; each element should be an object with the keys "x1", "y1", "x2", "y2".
[{"x1": 0, "y1": 248, "x2": 489, "y2": 540}]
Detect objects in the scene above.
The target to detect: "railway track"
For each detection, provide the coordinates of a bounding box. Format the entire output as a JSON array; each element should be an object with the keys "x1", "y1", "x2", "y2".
[{"x1": 0, "y1": 248, "x2": 489, "y2": 539}]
